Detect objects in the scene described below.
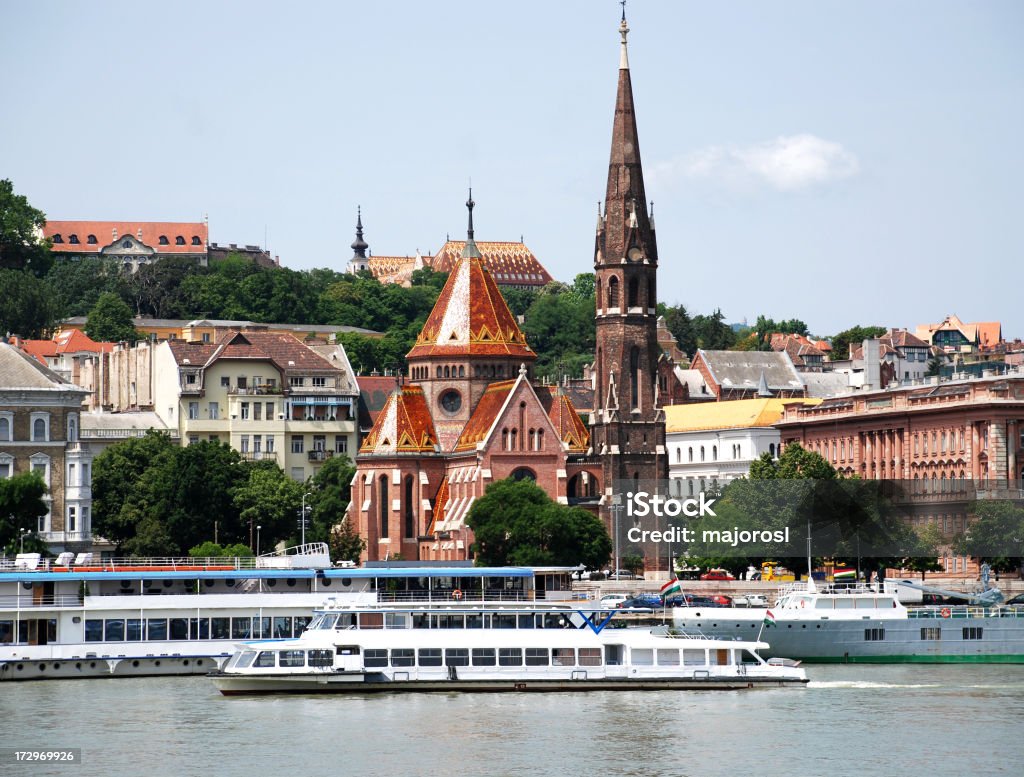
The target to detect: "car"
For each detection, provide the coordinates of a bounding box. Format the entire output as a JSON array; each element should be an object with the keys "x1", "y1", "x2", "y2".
[
  {"x1": 734, "y1": 593, "x2": 768, "y2": 608},
  {"x1": 1005, "y1": 593, "x2": 1024, "y2": 606},
  {"x1": 620, "y1": 594, "x2": 664, "y2": 609},
  {"x1": 599, "y1": 594, "x2": 630, "y2": 609},
  {"x1": 665, "y1": 594, "x2": 720, "y2": 608},
  {"x1": 699, "y1": 569, "x2": 736, "y2": 581}
]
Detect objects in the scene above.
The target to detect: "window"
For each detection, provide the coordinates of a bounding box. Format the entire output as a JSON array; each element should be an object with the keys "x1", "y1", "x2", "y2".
[
  {"x1": 498, "y1": 648, "x2": 522, "y2": 666},
  {"x1": 52, "y1": 234, "x2": 63, "y2": 243},
  {"x1": 175, "y1": 235, "x2": 186, "y2": 245},
  {"x1": 379, "y1": 475, "x2": 388, "y2": 538},
  {"x1": 159, "y1": 235, "x2": 169, "y2": 245},
  {"x1": 1, "y1": 456, "x2": 12, "y2": 479},
  {"x1": 240, "y1": 436, "x2": 249, "y2": 454},
  {"x1": 279, "y1": 650, "x2": 305, "y2": 667},
  {"x1": 220, "y1": 376, "x2": 230, "y2": 388},
  {"x1": 864, "y1": 628, "x2": 885, "y2": 641},
  {"x1": 920, "y1": 628, "x2": 941, "y2": 641},
  {"x1": 700, "y1": 446, "x2": 705, "y2": 462},
  {"x1": 209, "y1": 402, "x2": 219, "y2": 420},
  {"x1": 963, "y1": 627, "x2": 983, "y2": 640},
  {"x1": 418, "y1": 648, "x2": 443, "y2": 667},
  {"x1": 291, "y1": 436, "x2": 304, "y2": 454},
  {"x1": 312, "y1": 377, "x2": 326, "y2": 387},
  {"x1": 67, "y1": 506, "x2": 77, "y2": 533},
  {"x1": 267, "y1": 435, "x2": 275, "y2": 453},
  {"x1": 313, "y1": 435, "x2": 326, "y2": 451},
  {"x1": 472, "y1": 648, "x2": 496, "y2": 666},
  {"x1": 191, "y1": 236, "x2": 202, "y2": 245},
  {"x1": 69, "y1": 233, "x2": 79, "y2": 244},
  {"x1": 188, "y1": 402, "x2": 199, "y2": 420},
  {"x1": 0, "y1": 414, "x2": 10, "y2": 441},
  {"x1": 31, "y1": 413, "x2": 49, "y2": 442},
  {"x1": 266, "y1": 402, "x2": 274, "y2": 418},
  {"x1": 237, "y1": 377, "x2": 247, "y2": 389},
  {"x1": 335, "y1": 435, "x2": 348, "y2": 454},
  {"x1": 578, "y1": 648, "x2": 602, "y2": 666},
  {"x1": 688, "y1": 447, "x2": 693, "y2": 462},
  {"x1": 525, "y1": 648, "x2": 549, "y2": 666},
  {"x1": 253, "y1": 403, "x2": 262, "y2": 421},
  {"x1": 290, "y1": 377, "x2": 304, "y2": 387},
  {"x1": 240, "y1": 402, "x2": 250, "y2": 420},
  {"x1": 444, "y1": 649, "x2": 469, "y2": 667},
  {"x1": 391, "y1": 649, "x2": 415, "y2": 667}
]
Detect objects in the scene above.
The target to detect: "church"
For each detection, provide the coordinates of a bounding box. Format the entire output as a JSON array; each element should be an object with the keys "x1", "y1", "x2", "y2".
[{"x1": 348, "y1": 13, "x2": 667, "y2": 562}]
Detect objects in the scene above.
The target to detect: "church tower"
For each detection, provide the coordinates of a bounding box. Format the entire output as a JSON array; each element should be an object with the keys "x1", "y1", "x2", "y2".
[
  {"x1": 347, "y1": 207, "x2": 370, "y2": 274},
  {"x1": 592, "y1": 12, "x2": 668, "y2": 521}
]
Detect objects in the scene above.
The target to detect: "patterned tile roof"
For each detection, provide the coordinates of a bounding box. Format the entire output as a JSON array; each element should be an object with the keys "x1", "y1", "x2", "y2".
[
  {"x1": 406, "y1": 257, "x2": 535, "y2": 360},
  {"x1": 454, "y1": 380, "x2": 517, "y2": 451},
  {"x1": 367, "y1": 254, "x2": 426, "y2": 286},
  {"x1": 425, "y1": 475, "x2": 450, "y2": 535},
  {"x1": 44, "y1": 221, "x2": 208, "y2": 254},
  {"x1": 541, "y1": 387, "x2": 590, "y2": 451},
  {"x1": 430, "y1": 241, "x2": 552, "y2": 287},
  {"x1": 359, "y1": 385, "x2": 439, "y2": 455}
]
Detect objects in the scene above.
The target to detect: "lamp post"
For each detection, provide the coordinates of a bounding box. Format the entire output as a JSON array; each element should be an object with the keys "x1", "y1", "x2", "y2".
[
  {"x1": 256, "y1": 525, "x2": 262, "y2": 557},
  {"x1": 300, "y1": 492, "x2": 312, "y2": 547},
  {"x1": 610, "y1": 500, "x2": 623, "y2": 579}
]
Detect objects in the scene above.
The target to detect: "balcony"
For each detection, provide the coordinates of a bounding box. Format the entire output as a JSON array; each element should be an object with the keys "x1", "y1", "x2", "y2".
[
  {"x1": 227, "y1": 385, "x2": 283, "y2": 396},
  {"x1": 241, "y1": 451, "x2": 277, "y2": 462},
  {"x1": 308, "y1": 449, "x2": 334, "y2": 462}
]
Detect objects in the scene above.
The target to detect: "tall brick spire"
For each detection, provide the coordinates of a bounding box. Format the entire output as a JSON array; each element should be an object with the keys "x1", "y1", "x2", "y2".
[{"x1": 592, "y1": 10, "x2": 667, "y2": 530}]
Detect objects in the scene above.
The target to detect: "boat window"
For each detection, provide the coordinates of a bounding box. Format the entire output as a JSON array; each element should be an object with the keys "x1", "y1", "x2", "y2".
[
  {"x1": 294, "y1": 616, "x2": 311, "y2": 635},
  {"x1": 814, "y1": 599, "x2": 833, "y2": 609},
  {"x1": 854, "y1": 599, "x2": 877, "y2": 609},
  {"x1": 170, "y1": 618, "x2": 188, "y2": 640},
  {"x1": 835, "y1": 598, "x2": 856, "y2": 609},
  {"x1": 742, "y1": 650, "x2": 763, "y2": 665},
  {"x1": 418, "y1": 648, "x2": 443, "y2": 666},
  {"x1": 147, "y1": 619, "x2": 168, "y2": 640},
  {"x1": 920, "y1": 628, "x2": 941, "y2": 641},
  {"x1": 385, "y1": 614, "x2": 408, "y2": 629},
  {"x1": 525, "y1": 648, "x2": 549, "y2": 666},
  {"x1": 683, "y1": 649, "x2": 706, "y2": 666},
  {"x1": 360, "y1": 613, "x2": 384, "y2": 629},
  {"x1": 231, "y1": 617, "x2": 252, "y2": 639},
  {"x1": 253, "y1": 617, "x2": 271, "y2": 638},
  {"x1": 578, "y1": 648, "x2": 602, "y2": 666},
  {"x1": 279, "y1": 650, "x2": 306, "y2": 667},
  {"x1": 85, "y1": 619, "x2": 103, "y2": 642},
  {"x1": 412, "y1": 613, "x2": 430, "y2": 629},
  {"x1": 657, "y1": 649, "x2": 680, "y2": 666},
  {"x1": 542, "y1": 614, "x2": 566, "y2": 629},
  {"x1": 363, "y1": 648, "x2": 387, "y2": 667},
  {"x1": 235, "y1": 651, "x2": 257, "y2": 670},
  {"x1": 273, "y1": 617, "x2": 292, "y2": 638},
  {"x1": 0, "y1": 620, "x2": 13, "y2": 644},
  {"x1": 877, "y1": 598, "x2": 895, "y2": 609},
  {"x1": 126, "y1": 619, "x2": 143, "y2": 641},
  {"x1": 472, "y1": 648, "x2": 496, "y2": 666},
  {"x1": 254, "y1": 651, "x2": 276, "y2": 668},
  {"x1": 465, "y1": 613, "x2": 484, "y2": 629},
  {"x1": 710, "y1": 649, "x2": 730, "y2": 665},
  {"x1": 211, "y1": 618, "x2": 230, "y2": 639},
  {"x1": 498, "y1": 648, "x2": 523, "y2": 666},
  {"x1": 517, "y1": 614, "x2": 536, "y2": 629},
  {"x1": 391, "y1": 649, "x2": 415, "y2": 667},
  {"x1": 493, "y1": 614, "x2": 516, "y2": 629},
  {"x1": 191, "y1": 618, "x2": 210, "y2": 640},
  {"x1": 308, "y1": 650, "x2": 334, "y2": 667},
  {"x1": 631, "y1": 648, "x2": 654, "y2": 666},
  {"x1": 552, "y1": 648, "x2": 576, "y2": 666},
  {"x1": 444, "y1": 648, "x2": 469, "y2": 667},
  {"x1": 104, "y1": 619, "x2": 125, "y2": 641},
  {"x1": 433, "y1": 614, "x2": 465, "y2": 629}
]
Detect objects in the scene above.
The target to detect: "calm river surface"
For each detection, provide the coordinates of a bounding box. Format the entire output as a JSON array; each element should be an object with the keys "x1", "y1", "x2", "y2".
[{"x1": 2, "y1": 665, "x2": 1023, "y2": 777}]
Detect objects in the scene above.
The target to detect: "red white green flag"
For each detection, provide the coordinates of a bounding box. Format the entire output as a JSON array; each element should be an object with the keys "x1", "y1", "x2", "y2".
[
  {"x1": 660, "y1": 578, "x2": 682, "y2": 598},
  {"x1": 763, "y1": 609, "x2": 776, "y2": 627}
]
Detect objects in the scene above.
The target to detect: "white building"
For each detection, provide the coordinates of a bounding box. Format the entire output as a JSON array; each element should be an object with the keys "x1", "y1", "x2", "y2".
[{"x1": 664, "y1": 398, "x2": 821, "y2": 496}]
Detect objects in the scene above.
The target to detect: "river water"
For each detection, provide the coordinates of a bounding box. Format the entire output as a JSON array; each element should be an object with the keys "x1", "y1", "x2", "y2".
[{"x1": 2, "y1": 665, "x2": 1023, "y2": 777}]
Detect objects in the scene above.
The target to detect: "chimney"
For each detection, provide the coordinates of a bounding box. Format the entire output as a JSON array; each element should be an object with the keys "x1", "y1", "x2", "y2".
[{"x1": 864, "y1": 338, "x2": 881, "y2": 391}]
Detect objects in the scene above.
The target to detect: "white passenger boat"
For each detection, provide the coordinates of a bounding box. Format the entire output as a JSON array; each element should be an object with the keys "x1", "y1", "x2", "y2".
[
  {"x1": 210, "y1": 600, "x2": 808, "y2": 694},
  {"x1": 0, "y1": 550, "x2": 581, "y2": 681}
]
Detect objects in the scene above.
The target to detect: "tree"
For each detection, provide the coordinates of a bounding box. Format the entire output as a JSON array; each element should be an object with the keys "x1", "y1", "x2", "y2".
[
  {"x1": 926, "y1": 355, "x2": 945, "y2": 377},
  {"x1": 522, "y1": 283, "x2": 596, "y2": 379},
  {"x1": 466, "y1": 478, "x2": 611, "y2": 569},
  {"x1": 85, "y1": 292, "x2": 139, "y2": 343},
  {"x1": 661, "y1": 303, "x2": 694, "y2": 356},
  {"x1": 44, "y1": 257, "x2": 126, "y2": 319},
  {"x1": 0, "y1": 179, "x2": 52, "y2": 276},
  {"x1": 956, "y1": 500, "x2": 1024, "y2": 575},
  {"x1": 690, "y1": 309, "x2": 736, "y2": 350},
  {"x1": 330, "y1": 517, "x2": 366, "y2": 564},
  {"x1": 0, "y1": 268, "x2": 57, "y2": 338},
  {"x1": 307, "y1": 455, "x2": 357, "y2": 547},
  {"x1": 830, "y1": 325, "x2": 887, "y2": 360},
  {"x1": 233, "y1": 462, "x2": 304, "y2": 551},
  {"x1": 0, "y1": 470, "x2": 49, "y2": 555}
]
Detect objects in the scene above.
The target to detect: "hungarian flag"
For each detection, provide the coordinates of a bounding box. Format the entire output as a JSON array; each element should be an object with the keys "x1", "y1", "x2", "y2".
[
  {"x1": 660, "y1": 578, "x2": 682, "y2": 598},
  {"x1": 762, "y1": 609, "x2": 776, "y2": 627},
  {"x1": 834, "y1": 568, "x2": 856, "y2": 580}
]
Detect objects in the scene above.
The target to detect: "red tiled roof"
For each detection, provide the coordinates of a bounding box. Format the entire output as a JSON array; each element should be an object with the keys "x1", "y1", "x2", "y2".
[
  {"x1": 171, "y1": 331, "x2": 336, "y2": 372},
  {"x1": 430, "y1": 241, "x2": 552, "y2": 287},
  {"x1": 359, "y1": 385, "x2": 438, "y2": 454},
  {"x1": 886, "y1": 329, "x2": 930, "y2": 349},
  {"x1": 19, "y1": 330, "x2": 113, "y2": 364},
  {"x1": 454, "y1": 380, "x2": 516, "y2": 451},
  {"x1": 542, "y1": 387, "x2": 590, "y2": 452},
  {"x1": 44, "y1": 221, "x2": 208, "y2": 254},
  {"x1": 407, "y1": 257, "x2": 536, "y2": 360},
  {"x1": 357, "y1": 375, "x2": 402, "y2": 429},
  {"x1": 426, "y1": 475, "x2": 450, "y2": 535}
]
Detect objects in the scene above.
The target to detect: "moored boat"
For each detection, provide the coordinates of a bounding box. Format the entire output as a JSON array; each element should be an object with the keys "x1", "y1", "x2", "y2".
[{"x1": 210, "y1": 600, "x2": 808, "y2": 694}]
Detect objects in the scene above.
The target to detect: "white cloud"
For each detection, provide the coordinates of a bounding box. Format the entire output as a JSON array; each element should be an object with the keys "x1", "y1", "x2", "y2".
[{"x1": 652, "y1": 134, "x2": 860, "y2": 192}]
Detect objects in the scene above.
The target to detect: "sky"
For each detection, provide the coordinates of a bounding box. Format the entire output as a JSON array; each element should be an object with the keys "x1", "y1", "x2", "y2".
[{"x1": 2, "y1": 0, "x2": 1022, "y2": 338}]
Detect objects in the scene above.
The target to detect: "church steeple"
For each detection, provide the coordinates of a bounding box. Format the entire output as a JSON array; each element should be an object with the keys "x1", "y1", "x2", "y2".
[
  {"x1": 461, "y1": 188, "x2": 482, "y2": 259},
  {"x1": 348, "y1": 206, "x2": 370, "y2": 274}
]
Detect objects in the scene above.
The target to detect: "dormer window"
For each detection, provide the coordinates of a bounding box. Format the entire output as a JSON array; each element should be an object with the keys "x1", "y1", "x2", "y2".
[
  {"x1": 122, "y1": 240, "x2": 132, "y2": 249},
  {"x1": 69, "y1": 234, "x2": 80, "y2": 244},
  {"x1": 159, "y1": 235, "x2": 169, "y2": 245},
  {"x1": 87, "y1": 234, "x2": 97, "y2": 244},
  {"x1": 175, "y1": 236, "x2": 185, "y2": 245},
  {"x1": 191, "y1": 236, "x2": 202, "y2": 245},
  {"x1": 52, "y1": 234, "x2": 63, "y2": 243}
]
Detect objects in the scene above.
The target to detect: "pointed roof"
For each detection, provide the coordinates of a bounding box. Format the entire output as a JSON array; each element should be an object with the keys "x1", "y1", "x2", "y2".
[
  {"x1": 599, "y1": 12, "x2": 655, "y2": 263},
  {"x1": 756, "y1": 370, "x2": 772, "y2": 397},
  {"x1": 351, "y1": 207, "x2": 368, "y2": 258},
  {"x1": 454, "y1": 379, "x2": 517, "y2": 451},
  {"x1": 541, "y1": 387, "x2": 590, "y2": 452},
  {"x1": 359, "y1": 385, "x2": 439, "y2": 455},
  {"x1": 425, "y1": 475, "x2": 450, "y2": 535},
  {"x1": 406, "y1": 256, "x2": 535, "y2": 359}
]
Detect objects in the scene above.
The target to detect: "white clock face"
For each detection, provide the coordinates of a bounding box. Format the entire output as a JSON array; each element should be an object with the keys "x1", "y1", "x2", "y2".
[{"x1": 627, "y1": 247, "x2": 643, "y2": 262}]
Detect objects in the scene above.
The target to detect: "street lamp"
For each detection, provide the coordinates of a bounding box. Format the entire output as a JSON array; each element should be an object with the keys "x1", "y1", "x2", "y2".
[
  {"x1": 256, "y1": 525, "x2": 262, "y2": 557},
  {"x1": 609, "y1": 500, "x2": 623, "y2": 580},
  {"x1": 300, "y1": 492, "x2": 313, "y2": 547}
]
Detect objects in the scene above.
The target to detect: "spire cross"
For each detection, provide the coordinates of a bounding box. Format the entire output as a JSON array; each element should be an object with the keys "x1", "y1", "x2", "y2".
[
  {"x1": 618, "y1": 4, "x2": 630, "y2": 69},
  {"x1": 620, "y1": 0, "x2": 626, "y2": 22},
  {"x1": 466, "y1": 187, "x2": 475, "y2": 241}
]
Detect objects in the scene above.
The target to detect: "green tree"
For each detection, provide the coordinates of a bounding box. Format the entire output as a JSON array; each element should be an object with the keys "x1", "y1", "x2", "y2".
[
  {"x1": 830, "y1": 325, "x2": 887, "y2": 360},
  {"x1": 232, "y1": 462, "x2": 304, "y2": 551},
  {"x1": 85, "y1": 292, "x2": 139, "y2": 343},
  {"x1": 926, "y1": 355, "x2": 945, "y2": 377},
  {"x1": 330, "y1": 517, "x2": 366, "y2": 564},
  {"x1": 955, "y1": 500, "x2": 1024, "y2": 575},
  {"x1": 0, "y1": 470, "x2": 49, "y2": 555},
  {"x1": 691, "y1": 308, "x2": 736, "y2": 350},
  {"x1": 466, "y1": 478, "x2": 611, "y2": 569},
  {"x1": 307, "y1": 455, "x2": 357, "y2": 547},
  {"x1": 522, "y1": 284, "x2": 596, "y2": 379},
  {"x1": 661, "y1": 303, "x2": 694, "y2": 356},
  {"x1": 0, "y1": 179, "x2": 52, "y2": 276},
  {"x1": 0, "y1": 268, "x2": 57, "y2": 337},
  {"x1": 44, "y1": 257, "x2": 126, "y2": 318}
]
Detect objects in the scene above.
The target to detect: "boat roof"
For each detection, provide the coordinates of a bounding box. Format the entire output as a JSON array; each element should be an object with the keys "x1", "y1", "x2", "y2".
[{"x1": 0, "y1": 565, "x2": 538, "y2": 583}]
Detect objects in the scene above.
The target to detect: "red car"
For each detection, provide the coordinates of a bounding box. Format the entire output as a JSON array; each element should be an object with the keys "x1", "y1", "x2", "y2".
[{"x1": 699, "y1": 569, "x2": 735, "y2": 581}]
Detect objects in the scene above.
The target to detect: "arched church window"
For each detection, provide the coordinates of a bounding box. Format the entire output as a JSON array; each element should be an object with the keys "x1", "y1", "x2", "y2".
[
  {"x1": 607, "y1": 276, "x2": 619, "y2": 308},
  {"x1": 628, "y1": 277, "x2": 639, "y2": 308},
  {"x1": 629, "y1": 347, "x2": 640, "y2": 409}
]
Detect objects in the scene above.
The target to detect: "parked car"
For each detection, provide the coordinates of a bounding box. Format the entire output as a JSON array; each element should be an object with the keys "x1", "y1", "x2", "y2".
[
  {"x1": 665, "y1": 594, "x2": 720, "y2": 608},
  {"x1": 620, "y1": 594, "x2": 664, "y2": 609},
  {"x1": 711, "y1": 594, "x2": 733, "y2": 607},
  {"x1": 734, "y1": 593, "x2": 768, "y2": 607},
  {"x1": 599, "y1": 594, "x2": 630, "y2": 609},
  {"x1": 1004, "y1": 593, "x2": 1024, "y2": 606},
  {"x1": 700, "y1": 569, "x2": 736, "y2": 581}
]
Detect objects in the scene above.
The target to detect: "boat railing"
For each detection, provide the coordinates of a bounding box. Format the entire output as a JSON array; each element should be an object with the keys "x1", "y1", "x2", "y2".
[
  {"x1": 376, "y1": 590, "x2": 535, "y2": 604},
  {"x1": 0, "y1": 594, "x2": 84, "y2": 608},
  {"x1": 907, "y1": 606, "x2": 1024, "y2": 619},
  {"x1": 0, "y1": 544, "x2": 333, "y2": 573}
]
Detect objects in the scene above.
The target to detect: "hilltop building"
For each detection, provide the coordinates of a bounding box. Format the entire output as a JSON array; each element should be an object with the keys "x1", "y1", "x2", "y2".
[{"x1": 916, "y1": 315, "x2": 1003, "y2": 354}]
